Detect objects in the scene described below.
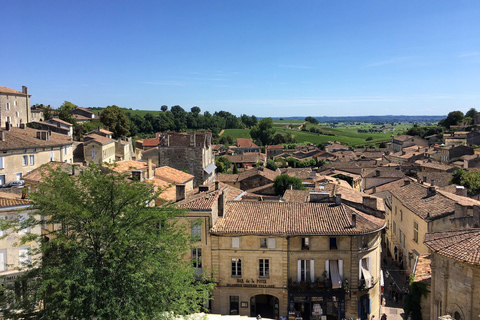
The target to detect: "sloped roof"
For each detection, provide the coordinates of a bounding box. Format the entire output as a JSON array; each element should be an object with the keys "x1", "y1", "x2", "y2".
[
  {"x1": 238, "y1": 167, "x2": 279, "y2": 182},
  {"x1": 0, "y1": 127, "x2": 72, "y2": 150},
  {"x1": 425, "y1": 229, "x2": 480, "y2": 265},
  {"x1": 283, "y1": 189, "x2": 310, "y2": 202},
  {"x1": 176, "y1": 182, "x2": 244, "y2": 211},
  {"x1": 111, "y1": 160, "x2": 147, "y2": 173},
  {"x1": 0, "y1": 197, "x2": 31, "y2": 208},
  {"x1": 154, "y1": 166, "x2": 194, "y2": 184},
  {"x1": 23, "y1": 162, "x2": 75, "y2": 183},
  {"x1": 236, "y1": 138, "x2": 259, "y2": 148},
  {"x1": 84, "y1": 133, "x2": 115, "y2": 145},
  {"x1": 211, "y1": 202, "x2": 385, "y2": 235},
  {"x1": 0, "y1": 86, "x2": 24, "y2": 95}
]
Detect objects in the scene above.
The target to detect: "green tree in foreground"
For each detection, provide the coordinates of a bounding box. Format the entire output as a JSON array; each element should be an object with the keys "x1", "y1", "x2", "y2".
[
  {"x1": 273, "y1": 174, "x2": 305, "y2": 196},
  {"x1": 0, "y1": 164, "x2": 213, "y2": 319},
  {"x1": 451, "y1": 169, "x2": 480, "y2": 196}
]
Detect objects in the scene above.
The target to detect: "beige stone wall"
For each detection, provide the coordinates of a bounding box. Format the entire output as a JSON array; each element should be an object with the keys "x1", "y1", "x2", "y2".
[
  {"x1": 0, "y1": 145, "x2": 73, "y2": 184},
  {"x1": 0, "y1": 92, "x2": 31, "y2": 128},
  {"x1": 84, "y1": 141, "x2": 116, "y2": 164},
  {"x1": 430, "y1": 254, "x2": 480, "y2": 320},
  {"x1": 0, "y1": 209, "x2": 40, "y2": 277}
]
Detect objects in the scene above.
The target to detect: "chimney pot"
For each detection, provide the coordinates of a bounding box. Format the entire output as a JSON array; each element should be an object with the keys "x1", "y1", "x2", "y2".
[
  {"x1": 335, "y1": 194, "x2": 342, "y2": 205},
  {"x1": 351, "y1": 213, "x2": 357, "y2": 228}
]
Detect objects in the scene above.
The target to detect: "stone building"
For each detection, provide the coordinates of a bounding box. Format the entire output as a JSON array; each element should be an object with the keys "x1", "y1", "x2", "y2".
[
  {"x1": 0, "y1": 86, "x2": 32, "y2": 128},
  {"x1": 0, "y1": 127, "x2": 73, "y2": 184},
  {"x1": 157, "y1": 132, "x2": 216, "y2": 187},
  {"x1": 83, "y1": 133, "x2": 116, "y2": 164},
  {"x1": 175, "y1": 183, "x2": 385, "y2": 320},
  {"x1": 425, "y1": 229, "x2": 480, "y2": 320}
]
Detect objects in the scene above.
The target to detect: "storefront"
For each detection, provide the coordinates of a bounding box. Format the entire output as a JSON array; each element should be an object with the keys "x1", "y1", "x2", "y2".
[{"x1": 288, "y1": 292, "x2": 345, "y2": 320}]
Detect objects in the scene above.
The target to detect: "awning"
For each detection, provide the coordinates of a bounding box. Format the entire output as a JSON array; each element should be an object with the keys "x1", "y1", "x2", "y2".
[
  {"x1": 204, "y1": 163, "x2": 216, "y2": 174},
  {"x1": 361, "y1": 259, "x2": 372, "y2": 288},
  {"x1": 330, "y1": 260, "x2": 342, "y2": 289}
]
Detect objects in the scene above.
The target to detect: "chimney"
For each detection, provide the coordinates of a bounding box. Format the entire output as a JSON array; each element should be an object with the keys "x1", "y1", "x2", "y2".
[
  {"x1": 455, "y1": 186, "x2": 467, "y2": 197},
  {"x1": 218, "y1": 188, "x2": 228, "y2": 217},
  {"x1": 351, "y1": 213, "x2": 357, "y2": 228},
  {"x1": 375, "y1": 169, "x2": 380, "y2": 177},
  {"x1": 427, "y1": 186, "x2": 436, "y2": 197},
  {"x1": 363, "y1": 196, "x2": 377, "y2": 210},
  {"x1": 131, "y1": 170, "x2": 143, "y2": 182},
  {"x1": 5, "y1": 122, "x2": 10, "y2": 131},
  {"x1": 423, "y1": 176, "x2": 427, "y2": 183},
  {"x1": 199, "y1": 185, "x2": 209, "y2": 192},
  {"x1": 372, "y1": 186, "x2": 377, "y2": 194},
  {"x1": 147, "y1": 159, "x2": 154, "y2": 179},
  {"x1": 431, "y1": 179, "x2": 435, "y2": 186},
  {"x1": 22, "y1": 86, "x2": 28, "y2": 95},
  {"x1": 215, "y1": 181, "x2": 220, "y2": 190},
  {"x1": 335, "y1": 194, "x2": 342, "y2": 205},
  {"x1": 176, "y1": 184, "x2": 186, "y2": 202},
  {"x1": 404, "y1": 179, "x2": 410, "y2": 186}
]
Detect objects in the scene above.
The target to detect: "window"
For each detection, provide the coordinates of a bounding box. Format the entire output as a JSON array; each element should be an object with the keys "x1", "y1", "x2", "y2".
[
  {"x1": 232, "y1": 237, "x2": 240, "y2": 248},
  {"x1": 91, "y1": 149, "x2": 96, "y2": 160},
  {"x1": 0, "y1": 157, "x2": 4, "y2": 169},
  {"x1": 267, "y1": 237, "x2": 275, "y2": 248},
  {"x1": 302, "y1": 237, "x2": 310, "y2": 250},
  {"x1": 393, "y1": 221, "x2": 396, "y2": 235},
  {"x1": 325, "y1": 259, "x2": 343, "y2": 289},
  {"x1": 259, "y1": 259, "x2": 269, "y2": 278},
  {"x1": 260, "y1": 238, "x2": 267, "y2": 248},
  {"x1": 50, "y1": 152, "x2": 54, "y2": 161},
  {"x1": 5, "y1": 103, "x2": 10, "y2": 110},
  {"x1": 330, "y1": 237, "x2": 337, "y2": 250},
  {"x1": 0, "y1": 249, "x2": 6, "y2": 271},
  {"x1": 13, "y1": 101, "x2": 16, "y2": 107},
  {"x1": 297, "y1": 259, "x2": 314, "y2": 282},
  {"x1": 231, "y1": 258, "x2": 241, "y2": 277},
  {"x1": 19, "y1": 245, "x2": 31, "y2": 267},
  {"x1": 413, "y1": 221, "x2": 418, "y2": 243},
  {"x1": 29, "y1": 155, "x2": 34, "y2": 166},
  {"x1": 0, "y1": 175, "x2": 4, "y2": 186},
  {"x1": 22, "y1": 155, "x2": 28, "y2": 166},
  {"x1": 18, "y1": 213, "x2": 30, "y2": 234},
  {"x1": 400, "y1": 210, "x2": 403, "y2": 221},
  {"x1": 191, "y1": 222, "x2": 201, "y2": 241},
  {"x1": 359, "y1": 257, "x2": 373, "y2": 289},
  {"x1": 191, "y1": 248, "x2": 202, "y2": 274},
  {"x1": 229, "y1": 296, "x2": 239, "y2": 315},
  {"x1": 16, "y1": 173, "x2": 22, "y2": 181},
  {"x1": 15, "y1": 111, "x2": 19, "y2": 117}
]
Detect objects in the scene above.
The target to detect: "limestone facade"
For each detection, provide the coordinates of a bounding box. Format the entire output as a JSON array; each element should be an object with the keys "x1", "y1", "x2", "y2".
[{"x1": 0, "y1": 86, "x2": 32, "y2": 129}]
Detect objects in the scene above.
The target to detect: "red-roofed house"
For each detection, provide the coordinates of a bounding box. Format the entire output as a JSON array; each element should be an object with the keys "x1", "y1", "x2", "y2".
[{"x1": 235, "y1": 138, "x2": 260, "y2": 154}]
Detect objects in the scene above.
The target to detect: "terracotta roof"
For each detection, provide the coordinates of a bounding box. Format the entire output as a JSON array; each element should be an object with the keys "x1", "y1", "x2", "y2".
[
  {"x1": 416, "y1": 172, "x2": 453, "y2": 187},
  {"x1": 424, "y1": 229, "x2": 480, "y2": 265},
  {"x1": 23, "y1": 162, "x2": 75, "y2": 183},
  {"x1": 50, "y1": 118, "x2": 73, "y2": 126},
  {"x1": 236, "y1": 138, "x2": 259, "y2": 148},
  {"x1": 320, "y1": 183, "x2": 386, "y2": 212},
  {"x1": 266, "y1": 145, "x2": 284, "y2": 150},
  {"x1": 98, "y1": 128, "x2": 112, "y2": 135},
  {"x1": 177, "y1": 182, "x2": 244, "y2": 211},
  {"x1": 155, "y1": 166, "x2": 194, "y2": 184},
  {"x1": 0, "y1": 197, "x2": 32, "y2": 208},
  {"x1": 280, "y1": 168, "x2": 314, "y2": 180},
  {"x1": 413, "y1": 255, "x2": 431, "y2": 283},
  {"x1": 362, "y1": 167, "x2": 405, "y2": 179},
  {"x1": 146, "y1": 178, "x2": 176, "y2": 202},
  {"x1": 225, "y1": 153, "x2": 266, "y2": 163},
  {"x1": 84, "y1": 133, "x2": 115, "y2": 145},
  {"x1": 0, "y1": 127, "x2": 72, "y2": 150},
  {"x1": 364, "y1": 178, "x2": 413, "y2": 195},
  {"x1": 390, "y1": 182, "x2": 465, "y2": 220},
  {"x1": 211, "y1": 202, "x2": 385, "y2": 235},
  {"x1": 283, "y1": 189, "x2": 310, "y2": 202},
  {"x1": 415, "y1": 160, "x2": 454, "y2": 172},
  {"x1": 216, "y1": 173, "x2": 240, "y2": 183},
  {"x1": 393, "y1": 135, "x2": 415, "y2": 142},
  {"x1": 0, "y1": 86, "x2": 24, "y2": 95},
  {"x1": 111, "y1": 160, "x2": 147, "y2": 173},
  {"x1": 238, "y1": 167, "x2": 279, "y2": 182}
]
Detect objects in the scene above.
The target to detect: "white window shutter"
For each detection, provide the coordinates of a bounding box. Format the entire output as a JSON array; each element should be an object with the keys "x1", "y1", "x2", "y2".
[
  {"x1": 297, "y1": 260, "x2": 302, "y2": 282},
  {"x1": 339, "y1": 259, "x2": 343, "y2": 279},
  {"x1": 232, "y1": 237, "x2": 239, "y2": 248},
  {"x1": 19, "y1": 213, "x2": 30, "y2": 234},
  {"x1": 325, "y1": 260, "x2": 330, "y2": 278},
  {"x1": 310, "y1": 260, "x2": 315, "y2": 282},
  {"x1": 0, "y1": 250, "x2": 6, "y2": 271},
  {"x1": 359, "y1": 259, "x2": 363, "y2": 280},
  {"x1": 367, "y1": 256, "x2": 371, "y2": 272},
  {"x1": 267, "y1": 238, "x2": 275, "y2": 248}
]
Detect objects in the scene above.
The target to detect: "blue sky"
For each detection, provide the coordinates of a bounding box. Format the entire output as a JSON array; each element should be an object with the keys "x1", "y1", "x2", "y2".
[{"x1": 1, "y1": 0, "x2": 479, "y2": 117}]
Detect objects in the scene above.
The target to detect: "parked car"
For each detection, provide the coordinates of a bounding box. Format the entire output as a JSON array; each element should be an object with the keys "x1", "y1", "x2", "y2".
[{"x1": 0, "y1": 180, "x2": 25, "y2": 188}]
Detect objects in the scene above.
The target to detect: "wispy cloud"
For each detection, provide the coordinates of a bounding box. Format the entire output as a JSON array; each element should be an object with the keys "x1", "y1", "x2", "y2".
[{"x1": 363, "y1": 56, "x2": 415, "y2": 68}]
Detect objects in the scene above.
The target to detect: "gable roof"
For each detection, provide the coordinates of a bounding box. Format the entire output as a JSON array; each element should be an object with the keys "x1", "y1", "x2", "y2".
[
  {"x1": 236, "y1": 138, "x2": 259, "y2": 148},
  {"x1": 176, "y1": 182, "x2": 244, "y2": 211},
  {"x1": 238, "y1": 167, "x2": 279, "y2": 182},
  {"x1": 0, "y1": 86, "x2": 25, "y2": 95},
  {"x1": 211, "y1": 201, "x2": 385, "y2": 235},
  {"x1": 23, "y1": 162, "x2": 76, "y2": 183},
  {"x1": 425, "y1": 229, "x2": 480, "y2": 265},
  {"x1": 0, "y1": 127, "x2": 73, "y2": 150},
  {"x1": 154, "y1": 166, "x2": 194, "y2": 184},
  {"x1": 111, "y1": 160, "x2": 147, "y2": 173},
  {"x1": 84, "y1": 133, "x2": 115, "y2": 145}
]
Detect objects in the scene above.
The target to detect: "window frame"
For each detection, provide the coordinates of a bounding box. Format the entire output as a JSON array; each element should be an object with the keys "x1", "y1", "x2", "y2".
[
  {"x1": 329, "y1": 237, "x2": 337, "y2": 250},
  {"x1": 302, "y1": 237, "x2": 310, "y2": 250},
  {"x1": 231, "y1": 258, "x2": 242, "y2": 277},
  {"x1": 259, "y1": 258, "x2": 269, "y2": 278},
  {"x1": 413, "y1": 221, "x2": 418, "y2": 243},
  {"x1": 191, "y1": 221, "x2": 201, "y2": 242}
]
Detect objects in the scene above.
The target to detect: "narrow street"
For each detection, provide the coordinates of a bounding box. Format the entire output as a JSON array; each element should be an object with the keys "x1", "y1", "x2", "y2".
[{"x1": 380, "y1": 248, "x2": 409, "y2": 320}]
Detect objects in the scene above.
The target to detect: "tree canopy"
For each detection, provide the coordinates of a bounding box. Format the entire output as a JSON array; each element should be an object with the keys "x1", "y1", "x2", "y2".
[
  {"x1": 0, "y1": 164, "x2": 213, "y2": 319},
  {"x1": 273, "y1": 174, "x2": 305, "y2": 195},
  {"x1": 305, "y1": 116, "x2": 318, "y2": 124},
  {"x1": 58, "y1": 101, "x2": 78, "y2": 125},
  {"x1": 438, "y1": 111, "x2": 464, "y2": 128},
  {"x1": 100, "y1": 105, "x2": 131, "y2": 138},
  {"x1": 250, "y1": 117, "x2": 276, "y2": 146}
]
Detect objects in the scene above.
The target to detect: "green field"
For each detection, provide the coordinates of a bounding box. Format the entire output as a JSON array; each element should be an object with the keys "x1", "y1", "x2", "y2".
[{"x1": 220, "y1": 122, "x2": 408, "y2": 147}]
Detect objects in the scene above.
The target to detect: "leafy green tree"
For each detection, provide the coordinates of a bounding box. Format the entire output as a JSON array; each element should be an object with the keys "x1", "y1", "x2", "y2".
[
  {"x1": 266, "y1": 159, "x2": 278, "y2": 171},
  {"x1": 42, "y1": 105, "x2": 54, "y2": 121},
  {"x1": 58, "y1": 101, "x2": 78, "y2": 125},
  {"x1": 161, "y1": 105, "x2": 168, "y2": 112},
  {"x1": 438, "y1": 111, "x2": 464, "y2": 128},
  {"x1": 450, "y1": 169, "x2": 480, "y2": 196},
  {"x1": 250, "y1": 117, "x2": 275, "y2": 146},
  {"x1": 191, "y1": 106, "x2": 201, "y2": 115},
  {"x1": 100, "y1": 105, "x2": 130, "y2": 138},
  {"x1": 232, "y1": 165, "x2": 239, "y2": 174},
  {"x1": 465, "y1": 107, "x2": 478, "y2": 119},
  {"x1": 305, "y1": 116, "x2": 318, "y2": 124},
  {"x1": 273, "y1": 174, "x2": 305, "y2": 195},
  {"x1": 0, "y1": 164, "x2": 213, "y2": 319},
  {"x1": 215, "y1": 157, "x2": 232, "y2": 173}
]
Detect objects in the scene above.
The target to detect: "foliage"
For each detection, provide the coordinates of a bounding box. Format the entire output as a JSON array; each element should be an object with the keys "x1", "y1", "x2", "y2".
[
  {"x1": 161, "y1": 105, "x2": 168, "y2": 112},
  {"x1": 100, "y1": 105, "x2": 131, "y2": 138},
  {"x1": 0, "y1": 164, "x2": 213, "y2": 319},
  {"x1": 465, "y1": 107, "x2": 478, "y2": 120},
  {"x1": 218, "y1": 135, "x2": 234, "y2": 146},
  {"x1": 305, "y1": 116, "x2": 319, "y2": 124},
  {"x1": 450, "y1": 169, "x2": 480, "y2": 196},
  {"x1": 250, "y1": 118, "x2": 276, "y2": 146},
  {"x1": 273, "y1": 174, "x2": 305, "y2": 195},
  {"x1": 42, "y1": 105, "x2": 54, "y2": 121},
  {"x1": 266, "y1": 159, "x2": 278, "y2": 171},
  {"x1": 232, "y1": 165, "x2": 239, "y2": 174},
  {"x1": 58, "y1": 101, "x2": 78, "y2": 125},
  {"x1": 438, "y1": 111, "x2": 464, "y2": 128},
  {"x1": 215, "y1": 157, "x2": 232, "y2": 173},
  {"x1": 404, "y1": 281, "x2": 429, "y2": 320},
  {"x1": 406, "y1": 123, "x2": 443, "y2": 139}
]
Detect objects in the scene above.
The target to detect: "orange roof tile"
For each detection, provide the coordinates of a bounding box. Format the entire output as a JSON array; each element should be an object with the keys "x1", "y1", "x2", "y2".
[
  {"x1": 425, "y1": 229, "x2": 480, "y2": 265},
  {"x1": 111, "y1": 160, "x2": 147, "y2": 173},
  {"x1": 154, "y1": 166, "x2": 194, "y2": 184}
]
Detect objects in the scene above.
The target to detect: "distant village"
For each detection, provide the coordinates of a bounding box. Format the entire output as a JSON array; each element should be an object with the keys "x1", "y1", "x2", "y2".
[{"x1": 0, "y1": 85, "x2": 478, "y2": 320}]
